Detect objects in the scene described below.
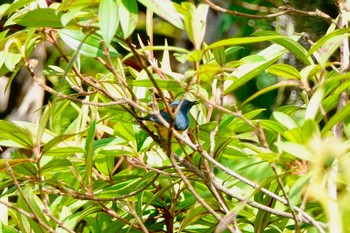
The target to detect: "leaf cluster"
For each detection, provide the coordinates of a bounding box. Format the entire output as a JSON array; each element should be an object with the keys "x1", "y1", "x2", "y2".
[{"x1": 0, "y1": 0, "x2": 350, "y2": 232}]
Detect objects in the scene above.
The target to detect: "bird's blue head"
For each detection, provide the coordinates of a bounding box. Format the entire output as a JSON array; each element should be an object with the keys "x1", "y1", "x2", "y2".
[{"x1": 170, "y1": 99, "x2": 198, "y2": 113}]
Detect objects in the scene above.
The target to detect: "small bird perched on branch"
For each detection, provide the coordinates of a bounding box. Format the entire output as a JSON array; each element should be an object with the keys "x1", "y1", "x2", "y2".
[{"x1": 137, "y1": 99, "x2": 198, "y2": 137}]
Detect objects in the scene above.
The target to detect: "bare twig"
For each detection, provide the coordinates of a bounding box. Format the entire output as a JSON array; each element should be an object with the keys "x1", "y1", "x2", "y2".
[
  {"x1": 203, "y1": 0, "x2": 336, "y2": 25},
  {"x1": 6, "y1": 162, "x2": 56, "y2": 233},
  {"x1": 98, "y1": 201, "x2": 145, "y2": 231},
  {"x1": 176, "y1": 155, "x2": 327, "y2": 232},
  {"x1": 124, "y1": 201, "x2": 149, "y2": 233},
  {"x1": 168, "y1": 129, "x2": 326, "y2": 232},
  {"x1": 168, "y1": 152, "x2": 236, "y2": 233}
]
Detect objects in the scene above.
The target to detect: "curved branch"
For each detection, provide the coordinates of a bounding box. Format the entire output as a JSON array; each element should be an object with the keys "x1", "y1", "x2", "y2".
[{"x1": 203, "y1": 0, "x2": 337, "y2": 25}]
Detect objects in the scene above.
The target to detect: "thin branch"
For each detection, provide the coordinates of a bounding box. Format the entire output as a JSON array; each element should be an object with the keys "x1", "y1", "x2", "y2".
[
  {"x1": 6, "y1": 162, "x2": 56, "y2": 233},
  {"x1": 168, "y1": 153, "x2": 236, "y2": 233},
  {"x1": 168, "y1": 129, "x2": 326, "y2": 232},
  {"x1": 202, "y1": 0, "x2": 336, "y2": 25},
  {"x1": 124, "y1": 201, "x2": 149, "y2": 233},
  {"x1": 176, "y1": 156, "x2": 327, "y2": 232},
  {"x1": 98, "y1": 201, "x2": 145, "y2": 232},
  {"x1": 43, "y1": 173, "x2": 159, "y2": 202},
  {"x1": 279, "y1": 5, "x2": 337, "y2": 25},
  {"x1": 255, "y1": 121, "x2": 301, "y2": 231}
]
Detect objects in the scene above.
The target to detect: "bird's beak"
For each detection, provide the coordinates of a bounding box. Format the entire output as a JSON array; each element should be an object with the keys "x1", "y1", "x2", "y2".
[{"x1": 192, "y1": 100, "x2": 199, "y2": 105}]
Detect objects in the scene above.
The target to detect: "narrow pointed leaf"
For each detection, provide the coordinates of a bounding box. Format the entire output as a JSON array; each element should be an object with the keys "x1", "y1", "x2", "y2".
[
  {"x1": 85, "y1": 120, "x2": 96, "y2": 194},
  {"x1": 14, "y1": 8, "x2": 63, "y2": 28},
  {"x1": 224, "y1": 43, "x2": 286, "y2": 94},
  {"x1": 99, "y1": 0, "x2": 119, "y2": 47},
  {"x1": 138, "y1": 0, "x2": 184, "y2": 29},
  {"x1": 120, "y1": 0, "x2": 138, "y2": 39}
]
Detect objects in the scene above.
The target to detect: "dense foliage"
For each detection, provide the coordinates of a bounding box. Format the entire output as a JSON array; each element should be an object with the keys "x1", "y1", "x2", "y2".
[{"x1": 0, "y1": 0, "x2": 350, "y2": 232}]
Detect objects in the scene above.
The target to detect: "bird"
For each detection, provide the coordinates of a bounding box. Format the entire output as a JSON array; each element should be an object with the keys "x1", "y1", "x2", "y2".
[{"x1": 137, "y1": 99, "x2": 198, "y2": 137}]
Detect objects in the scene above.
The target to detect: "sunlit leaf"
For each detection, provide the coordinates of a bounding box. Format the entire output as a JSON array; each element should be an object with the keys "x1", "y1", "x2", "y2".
[
  {"x1": 253, "y1": 31, "x2": 311, "y2": 65},
  {"x1": 242, "y1": 80, "x2": 299, "y2": 106},
  {"x1": 275, "y1": 141, "x2": 313, "y2": 161},
  {"x1": 289, "y1": 174, "x2": 311, "y2": 207},
  {"x1": 273, "y1": 111, "x2": 298, "y2": 129},
  {"x1": 119, "y1": 0, "x2": 138, "y2": 39},
  {"x1": 206, "y1": 35, "x2": 284, "y2": 50},
  {"x1": 187, "y1": 49, "x2": 202, "y2": 63},
  {"x1": 1, "y1": 51, "x2": 21, "y2": 71},
  {"x1": 128, "y1": 79, "x2": 182, "y2": 91},
  {"x1": 4, "y1": 0, "x2": 35, "y2": 16},
  {"x1": 267, "y1": 64, "x2": 301, "y2": 79},
  {"x1": 179, "y1": 201, "x2": 219, "y2": 232},
  {"x1": 0, "y1": 158, "x2": 33, "y2": 173},
  {"x1": 0, "y1": 120, "x2": 33, "y2": 149},
  {"x1": 307, "y1": 28, "x2": 350, "y2": 57},
  {"x1": 59, "y1": 29, "x2": 120, "y2": 58},
  {"x1": 314, "y1": 34, "x2": 347, "y2": 67},
  {"x1": 321, "y1": 102, "x2": 350, "y2": 135},
  {"x1": 305, "y1": 87, "x2": 324, "y2": 120},
  {"x1": 85, "y1": 120, "x2": 96, "y2": 193},
  {"x1": 224, "y1": 43, "x2": 286, "y2": 94},
  {"x1": 14, "y1": 8, "x2": 63, "y2": 28},
  {"x1": 303, "y1": 119, "x2": 320, "y2": 140},
  {"x1": 179, "y1": 3, "x2": 208, "y2": 49},
  {"x1": 138, "y1": 0, "x2": 183, "y2": 29},
  {"x1": 99, "y1": 0, "x2": 119, "y2": 47}
]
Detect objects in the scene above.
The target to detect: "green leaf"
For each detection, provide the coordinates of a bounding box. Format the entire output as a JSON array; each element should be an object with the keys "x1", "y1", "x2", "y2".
[
  {"x1": 41, "y1": 133, "x2": 77, "y2": 154},
  {"x1": 289, "y1": 174, "x2": 311, "y2": 207},
  {"x1": 99, "y1": 0, "x2": 119, "y2": 47},
  {"x1": 138, "y1": 0, "x2": 184, "y2": 29},
  {"x1": 242, "y1": 80, "x2": 299, "y2": 106},
  {"x1": 273, "y1": 112, "x2": 298, "y2": 129},
  {"x1": 0, "y1": 222, "x2": 17, "y2": 233},
  {"x1": 267, "y1": 64, "x2": 301, "y2": 79},
  {"x1": 14, "y1": 8, "x2": 63, "y2": 28},
  {"x1": 259, "y1": 120, "x2": 286, "y2": 135},
  {"x1": 94, "y1": 154, "x2": 114, "y2": 176},
  {"x1": 96, "y1": 172, "x2": 155, "y2": 198},
  {"x1": 41, "y1": 159, "x2": 72, "y2": 172},
  {"x1": 0, "y1": 29, "x2": 9, "y2": 41},
  {"x1": 17, "y1": 187, "x2": 51, "y2": 231},
  {"x1": 1, "y1": 51, "x2": 21, "y2": 71},
  {"x1": 59, "y1": 29, "x2": 120, "y2": 58},
  {"x1": 179, "y1": 3, "x2": 208, "y2": 49},
  {"x1": 274, "y1": 141, "x2": 313, "y2": 161},
  {"x1": 59, "y1": 0, "x2": 100, "y2": 10},
  {"x1": 187, "y1": 49, "x2": 202, "y2": 63},
  {"x1": 305, "y1": 87, "x2": 324, "y2": 120},
  {"x1": 313, "y1": 33, "x2": 348, "y2": 67},
  {"x1": 0, "y1": 120, "x2": 33, "y2": 149},
  {"x1": 321, "y1": 102, "x2": 350, "y2": 135},
  {"x1": 300, "y1": 64, "x2": 323, "y2": 83},
  {"x1": 0, "y1": 158, "x2": 33, "y2": 173},
  {"x1": 206, "y1": 35, "x2": 284, "y2": 50},
  {"x1": 240, "y1": 55, "x2": 266, "y2": 63},
  {"x1": 119, "y1": 0, "x2": 138, "y2": 39},
  {"x1": 85, "y1": 120, "x2": 96, "y2": 193},
  {"x1": 179, "y1": 201, "x2": 219, "y2": 232},
  {"x1": 281, "y1": 128, "x2": 304, "y2": 143},
  {"x1": 36, "y1": 105, "x2": 51, "y2": 146},
  {"x1": 63, "y1": 206, "x2": 102, "y2": 231},
  {"x1": 43, "y1": 147, "x2": 85, "y2": 157},
  {"x1": 303, "y1": 119, "x2": 320, "y2": 140},
  {"x1": 307, "y1": 28, "x2": 350, "y2": 57},
  {"x1": 224, "y1": 43, "x2": 286, "y2": 94},
  {"x1": 253, "y1": 31, "x2": 311, "y2": 65},
  {"x1": 128, "y1": 79, "x2": 182, "y2": 91},
  {"x1": 4, "y1": 0, "x2": 35, "y2": 16}
]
